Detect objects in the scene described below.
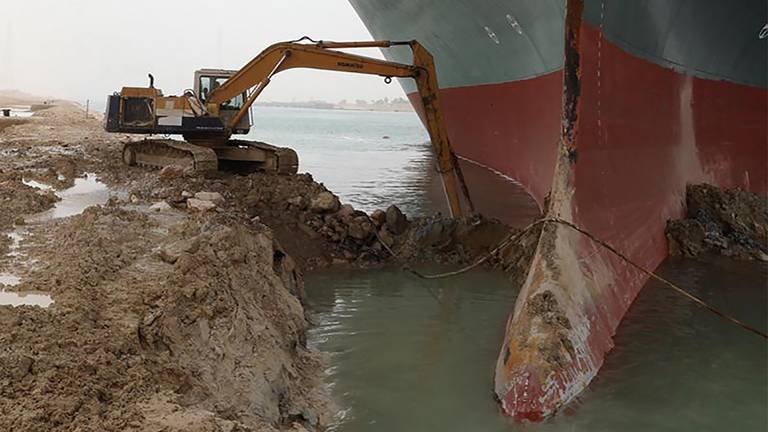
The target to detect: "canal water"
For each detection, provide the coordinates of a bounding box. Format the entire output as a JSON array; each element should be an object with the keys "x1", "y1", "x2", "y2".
[
  {"x1": 248, "y1": 106, "x2": 766, "y2": 430},
  {"x1": 245, "y1": 106, "x2": 433, "y2": 216},
  {"x1": 307, "y1": 260, "x2": 767, "y2": 431}
]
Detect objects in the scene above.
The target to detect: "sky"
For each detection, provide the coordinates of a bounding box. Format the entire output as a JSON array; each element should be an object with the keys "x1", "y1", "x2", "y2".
[{"x1": 0, "y1": 0, "x2": 406, "y2": 106}]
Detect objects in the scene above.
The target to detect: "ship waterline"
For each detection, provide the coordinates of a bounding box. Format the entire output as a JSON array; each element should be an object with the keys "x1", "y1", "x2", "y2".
[{"x1": 350, "y1": 0, "x2": 768, "y2": 420}]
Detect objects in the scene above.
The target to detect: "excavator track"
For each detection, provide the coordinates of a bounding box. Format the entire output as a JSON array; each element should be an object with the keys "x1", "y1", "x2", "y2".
[
  {"x1": 219, "y1": 140, "x2": 299, "y2": 175},
  {"x1": 122, "y1": 139, "x2": 298, "y2": 175},
  {"x1": 122, "y1": 139, "x2": 218, "y2": 174}
]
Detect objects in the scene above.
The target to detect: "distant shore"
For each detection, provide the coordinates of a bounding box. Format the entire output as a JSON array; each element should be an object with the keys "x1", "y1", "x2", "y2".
[{"x1": 255, "y1": 99, "x2": 414, "y2": 113}]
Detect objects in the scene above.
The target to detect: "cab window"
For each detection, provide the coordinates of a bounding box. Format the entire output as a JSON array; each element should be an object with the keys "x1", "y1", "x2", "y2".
[
  {"x1": 198, "y1": 75, "x2": 245, "y2": 109},
  {"x1": 215, "y1": 77, "x2": 245, "y2": 109},
  {"x1": 199, "y1": 76, "x2": 213, "y2": 102}
]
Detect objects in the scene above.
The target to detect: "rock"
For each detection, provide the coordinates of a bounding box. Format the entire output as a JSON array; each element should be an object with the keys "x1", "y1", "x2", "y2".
[
  {"x1": 377, "y1": 227, "x2": 394, "y2": 247},
  {"x1": 415, "y1": 217, "x2": 456, "y2": 249},
  {"x1": 309, "y1": 191, "x2": 340, "y2": 214},
  {"x1": 244, "y1": 190, "x2": 260, "y2": 207},
  {"x1": 149, "y1": 201, "x2": 172, "y2": 212},
  {"x1": 12, "y1": 355, "x2": 33, "y2": 379},
  {"x1": 159, "y1": 165, "x2": 185, "y2": 179},
  {"x1": 361, "y1": 220, "x2": 374, "y2": 237},
  {"x1": 297, "y1": 223, "x2": 319, "y2": 239},
  {"x1": 347, "y1": 214, "x2": 375, "y2": 241},
  {"x1": 370, "y1": 209, "x2": 386, "y2": 227},
  {"x1": 130, "y1": 194, "x2": 140, "y2": 203},
  {"x1": 187, "y1": 198, "x2": 216, "y2": 212},
  {"x1": 385, "y1": 205, "x2": 408, "y2": 235},
  {"x1": 300, "y1": 407, "x2": 319, "y2": 427},
  {"x1": 666, "y1": 219, "x2": 707, "y2": 257},
  {"x1": 287, "y1": 196, "x2": 306, "y2": 210},
  {"x1": 181, "y1": 190, "x2": 193, "y2": 198},
  {"x1": 158, "y1": 237, "x2": 201, "y2": 264},
  {"x1": 194, "y1": 191, "x2": 224, "y2": 203},
  {"x1": 337, "y1": 204, "x2": 355, "y2": 219},
  {"x1": 291, "y1": 423, "x2": 311, "y2": 432},
  {"x1": 347, "y1": 223, "x2": 367, "y2": 240}
]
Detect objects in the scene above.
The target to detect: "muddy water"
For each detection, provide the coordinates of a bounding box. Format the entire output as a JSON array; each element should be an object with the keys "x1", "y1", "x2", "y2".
[
  {"x1": 0, "y1": 174, "x2": 111, "y2": 307},
  {"x1": 245, "y1": 107, "x2": 430, "y2": 215},
  {"x1": 0, "y1": 290, "x2": 54, "y2": 307},
  {"x1": 307, "y1": 266, "x2": 517, "y2": 431},
  {"x1": 29, "y1": 174, "x2": 111, "y2": 221},
  {"x1": 307, "y1": 258, "x2": 767, "y2": 431}
]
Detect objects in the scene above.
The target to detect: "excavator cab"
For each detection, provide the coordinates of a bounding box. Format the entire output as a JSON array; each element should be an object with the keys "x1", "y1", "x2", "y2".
[
  {"x1": 104, "y1": 70, "x2": 251, "y2": 139},
  {"x1": 194, "y1": 69, "x2": 251, "y2": 135}
]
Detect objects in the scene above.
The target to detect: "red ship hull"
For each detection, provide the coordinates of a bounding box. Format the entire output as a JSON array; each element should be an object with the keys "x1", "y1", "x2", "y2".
[
  {"x1": 409, "y1": 16, "x2": 766, "y2": 421},
  {"x1": 354, "y1": 0, "x2": 767, "y2": 419}
]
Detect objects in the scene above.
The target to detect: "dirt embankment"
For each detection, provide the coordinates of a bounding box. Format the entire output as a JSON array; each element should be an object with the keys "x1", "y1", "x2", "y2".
[
  {"x1": 0, "y1": 102, "x2": 328, "y2": 431},
  {"x1": 666, "y1": 184, "x2": 768, "y2": 261},
  {"x1": 0, "y1": 99, "x2": 538, "y2": 431},
  {"x1": 3, "y1": 205, "x2": 326, "y2": 431}
]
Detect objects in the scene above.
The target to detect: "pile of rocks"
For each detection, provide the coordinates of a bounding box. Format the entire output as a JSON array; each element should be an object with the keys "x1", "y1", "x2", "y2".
[
  {"x1": 130, "y1": 170, "x2": 524, "y2": 271},
  {"x1": 666, "y1": 184, "x2": 768, "y2": 261},
  {"x1": 292, "y1": 188, "x2": 520, "y2": 269},
  {"x1": 287, "y1": 189, "x2": 411, "y2": 265},
  {"x1": 147, "y1": 190, "x2": 225, "y2": 213}
]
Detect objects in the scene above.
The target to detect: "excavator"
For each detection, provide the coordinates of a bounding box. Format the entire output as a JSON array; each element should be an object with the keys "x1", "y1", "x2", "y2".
[{"x1": 104, "y1": 38, "x2": 473, "y2": 217}]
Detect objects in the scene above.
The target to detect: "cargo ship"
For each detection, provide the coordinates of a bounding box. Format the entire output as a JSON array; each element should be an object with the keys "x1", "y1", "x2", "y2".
[{"x1": 349, "y1": 0, "x2": 768, "y2": 420}]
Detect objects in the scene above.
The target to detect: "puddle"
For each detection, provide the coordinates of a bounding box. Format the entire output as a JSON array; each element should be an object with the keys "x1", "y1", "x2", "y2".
[
  {"x1": 0, "y1": 272, "x2": 50, "y2": 307},
  {"x1": 7, "y1": 230, "x2": 24, "y2": 257},
  {"x1": 29, "y1": 173, "x2": 110, "y2": 221},
  {"x1": 22, "y1": 178, "x2": 55, "y2": 192},
  {"x1": 0, "y1": 273, "x2": 21, "y2": 286},
  {"x1": 0, "y1": 173, "x2": 112, "y2": 308},
  {"x1": 0, "y1": 291, "x2": 53, "y2": 307}
]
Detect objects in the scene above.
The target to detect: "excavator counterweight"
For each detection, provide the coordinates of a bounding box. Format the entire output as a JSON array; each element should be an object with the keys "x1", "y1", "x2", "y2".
[{"x1": 105, "y1": 39, "x2": 472, "y2": 216}]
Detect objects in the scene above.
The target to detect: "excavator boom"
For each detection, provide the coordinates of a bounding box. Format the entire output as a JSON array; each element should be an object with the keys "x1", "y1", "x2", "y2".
[
  {"x1": 208, "y1": 39, "x2": 473, "y2": 217},
  {"x1": 105, "y1": 39, "x2": 473, "y2": 217}
]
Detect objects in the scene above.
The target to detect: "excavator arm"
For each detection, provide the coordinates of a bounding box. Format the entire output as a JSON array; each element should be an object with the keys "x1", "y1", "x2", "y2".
[{"x1": 208, "y1": 40, "x2": 474, "y2": 217}]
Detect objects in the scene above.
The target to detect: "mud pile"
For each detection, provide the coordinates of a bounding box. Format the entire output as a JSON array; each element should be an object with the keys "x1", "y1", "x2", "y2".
[
  {"x1": 1, "y1": 204, "x2": 327, "y2": 431},
  {"x1": 0, "y1": 176, "x2": 59, "y2": 228},
  {"x1": 0, "y1": 175, "x2": 59, "y2": 256},
  {"x1": 0, "y1": 118, "x2": 30, "y2": 133},
  {"x1": 666, "y1": 184, "x2": 768, "y2": 260}
]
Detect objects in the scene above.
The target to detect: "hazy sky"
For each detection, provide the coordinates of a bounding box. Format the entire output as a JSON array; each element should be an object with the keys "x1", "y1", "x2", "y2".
[{"x1": 0, "y1": 0, "x2": 406, "y2": 105}]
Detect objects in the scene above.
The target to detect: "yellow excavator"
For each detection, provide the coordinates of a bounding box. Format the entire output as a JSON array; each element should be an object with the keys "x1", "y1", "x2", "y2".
[{"x1": 104, "y1": 38, "x2": 472, "y2": 216}]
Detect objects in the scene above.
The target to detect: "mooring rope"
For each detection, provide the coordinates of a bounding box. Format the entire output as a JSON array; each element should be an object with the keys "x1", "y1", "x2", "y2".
[{"x1": 404, "y1": 217, "x2": 768, "y2": 340}]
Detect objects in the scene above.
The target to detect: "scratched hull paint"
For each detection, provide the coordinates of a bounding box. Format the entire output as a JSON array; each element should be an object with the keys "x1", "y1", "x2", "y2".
[{"x1": 349, "y1": 0, "x2": 768, "y2": 420}]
